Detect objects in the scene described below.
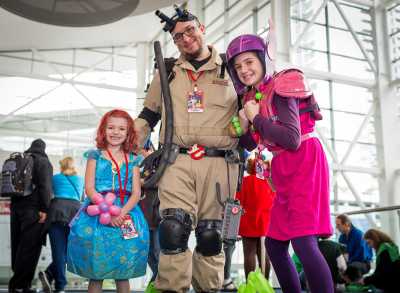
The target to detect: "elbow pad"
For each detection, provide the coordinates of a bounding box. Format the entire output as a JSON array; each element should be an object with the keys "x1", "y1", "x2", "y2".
[{"x1": 138, "y1": 107, "x2": 161, "y2": 130}]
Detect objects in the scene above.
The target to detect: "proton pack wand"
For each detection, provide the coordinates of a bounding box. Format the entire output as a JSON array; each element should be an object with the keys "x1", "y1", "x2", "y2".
[
  {"x1": 216, "y1": 177, "x2": 243, "y2": 242},
  {"x1": 140, "y1": 41, "x2": 174, "y2": 189}
]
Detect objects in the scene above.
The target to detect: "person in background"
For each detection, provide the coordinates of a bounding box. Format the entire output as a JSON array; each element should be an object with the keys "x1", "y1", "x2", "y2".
[
  {"x1": 39, "y1": 156, "x2": 84, "y2": 293},
  {"x1": 8, "y1": 139, "x2": 53, "y2": 293},
  {"x1": 362, "y1": 229, "x2": 400, "y2": 293},
  {"x1": 336, "y1": 214, "x2": 372, "y2": 276},
  {"x1": 317, "y1": 237, "x2": 347, "y2": 291},
  {"x1": 235, "y1": 157, "x2": 275, "y2": 279},
  {"x1": 221, "y1": 239, "x2": 237, "y2": 291}
]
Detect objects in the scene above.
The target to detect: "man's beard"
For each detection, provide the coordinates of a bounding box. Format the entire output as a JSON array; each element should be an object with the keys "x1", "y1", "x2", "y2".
[{"x1": 184, "y1": 45, "x2": 203, "y2": 60}]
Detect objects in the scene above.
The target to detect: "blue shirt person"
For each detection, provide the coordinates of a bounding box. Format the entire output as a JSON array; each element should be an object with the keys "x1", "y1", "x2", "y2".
[
  {"x1": 336, "y1": 214, "x2": 372, "y2": 277},
  {"x1": 39, "y1": 156, "x2": 84, "y2": 292}
]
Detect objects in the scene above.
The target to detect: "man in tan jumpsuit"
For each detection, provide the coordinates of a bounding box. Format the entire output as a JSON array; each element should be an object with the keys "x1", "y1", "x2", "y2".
[{"x1": 135, "y1": 8, "x2": 238, "y2": 293}]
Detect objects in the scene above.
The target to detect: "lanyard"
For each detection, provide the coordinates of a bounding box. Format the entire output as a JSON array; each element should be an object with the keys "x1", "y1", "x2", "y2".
[
  {"x1": 186, "y1": 70, "x2": 204, "y2": 84},
  {"x1": 106, "y1": 149, "x2": 129, "y2": 204}
]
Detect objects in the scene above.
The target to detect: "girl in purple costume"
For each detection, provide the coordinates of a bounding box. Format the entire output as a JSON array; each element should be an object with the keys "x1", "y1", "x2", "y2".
[{"x1": 226, "y1": 28, "x2": 334, "y2": 293}]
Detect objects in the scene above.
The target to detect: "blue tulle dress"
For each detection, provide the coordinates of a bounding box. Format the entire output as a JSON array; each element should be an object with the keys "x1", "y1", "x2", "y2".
[{"x1": 67, "y1": 149, "x2": 149, "y2": 280}]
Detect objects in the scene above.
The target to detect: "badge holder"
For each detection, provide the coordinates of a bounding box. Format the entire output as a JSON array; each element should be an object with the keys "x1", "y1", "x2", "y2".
[
  {"x1": 121, "y1": 215, "x2": 138, "y2": 239},
  {"x1": 187, "y1": 86, "x2": 204, "y2": 113},
  {"x1": 186, "y1": 70, "x2": 204, "y2": 113}
]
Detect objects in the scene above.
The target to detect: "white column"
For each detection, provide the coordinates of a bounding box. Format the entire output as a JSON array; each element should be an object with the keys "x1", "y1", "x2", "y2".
[
  {"x1": 270, "y1": 0, "x2": 291, "y2": 64},
  {"x1": 373, "y1": 2, "x2": 400, "y2": 244},
  {"x1": 136, "y1": 42, "x2": 149, "y2": 116}
]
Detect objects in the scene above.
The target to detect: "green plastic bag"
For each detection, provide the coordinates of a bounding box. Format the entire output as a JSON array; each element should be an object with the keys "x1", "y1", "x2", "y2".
[
  {"x1": 248, "y1": 269, "x2": 275, "y2": 293},
  {"x1": 244, "y1": 279, "x2": 256, "y2": 293},
  {"x1": 238, "y1": 283, "x2": 247, "y2": 293},
  {"x1": 345, "y1": 283, "x2": 375, "y2": 292},
  {"x1": 237, "y1": 269, "x2": 275, "y2": 293},
  {"x1": 144, "y1": 282, "x2": 160, "y2": 293}
]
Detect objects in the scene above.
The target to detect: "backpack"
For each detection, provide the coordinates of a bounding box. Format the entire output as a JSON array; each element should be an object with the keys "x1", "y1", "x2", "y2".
[{"x1": 1, "y1": 152, "x2": 34, "y2": 197}]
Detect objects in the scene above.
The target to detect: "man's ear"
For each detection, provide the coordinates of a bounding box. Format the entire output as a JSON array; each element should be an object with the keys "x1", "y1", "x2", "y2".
[{"x1": 199, "y1": 24, "x2": 205, "y2": 34}]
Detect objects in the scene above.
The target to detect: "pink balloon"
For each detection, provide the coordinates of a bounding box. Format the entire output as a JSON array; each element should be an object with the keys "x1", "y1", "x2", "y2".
[
  {"x1": 87, "y1": 205, "x2": 100, "y2": 216},
  {"x1": 91, "y1": 193, "x2": 104, "y2": 205},
  {"x1": 99, "y1": 202, "x2": 109, "y2": 212},
  {"x1": 99, "y1": 213, "x2": 111, "y2": 225},
  {"x1": 104, "y1": 192, "x2": 116, "y2": 205},
  {"x1": 109, "y1": 205, "x2": 121, "y2": 216}
]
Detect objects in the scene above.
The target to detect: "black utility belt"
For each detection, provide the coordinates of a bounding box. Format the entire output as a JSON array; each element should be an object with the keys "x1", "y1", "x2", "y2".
[
  {"x1": 179, "y1": 147, "x2": 227, "y2": 157},
  {"x1": 178, "y1": 144, "x2": 228, "y2": 158}
]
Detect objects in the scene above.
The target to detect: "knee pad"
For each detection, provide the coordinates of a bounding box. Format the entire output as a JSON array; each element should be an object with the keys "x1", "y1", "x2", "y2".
[
  {"x1": 195, "y1": 220, "x2": 223, "y2": 256},
  {"x1": 159, "y1": 208, "x2": 192, "y2": 255}
]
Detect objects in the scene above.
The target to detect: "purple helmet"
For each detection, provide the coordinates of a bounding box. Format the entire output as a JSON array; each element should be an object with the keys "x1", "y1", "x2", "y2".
[{"x1": 226, "y1": 34, "x2": 269, "y2": 95}]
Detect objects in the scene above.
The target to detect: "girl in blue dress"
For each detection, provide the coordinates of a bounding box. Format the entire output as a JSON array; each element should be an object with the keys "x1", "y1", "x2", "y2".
[{"x1": 67, "y1": 109, "x2": 149, "y2": 293}]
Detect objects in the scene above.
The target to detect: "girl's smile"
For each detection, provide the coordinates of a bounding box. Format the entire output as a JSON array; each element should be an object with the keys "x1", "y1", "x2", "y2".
[
  {"x1": 234, "y1": 51, "x2": 264, "y2": 87},
  {"x1": 105, "y1": 116, "x2": 128, "y2": 147}
]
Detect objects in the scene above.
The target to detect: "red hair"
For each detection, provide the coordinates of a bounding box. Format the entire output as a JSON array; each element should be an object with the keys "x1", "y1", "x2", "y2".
[{"x1": 95, "y1": 109, "x2": 137, "y2": 153}]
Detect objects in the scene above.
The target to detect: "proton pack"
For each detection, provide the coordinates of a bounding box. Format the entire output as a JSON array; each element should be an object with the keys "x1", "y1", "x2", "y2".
[
  {"x1": 274, "y1": 68, "x2": 322, "y2": 121},
  {"x1": 243, "y1": 68, "x2": 322, "y2": 121},
  {"x1": 1, "y1": 152, "x2": 34, "y2": 197}
]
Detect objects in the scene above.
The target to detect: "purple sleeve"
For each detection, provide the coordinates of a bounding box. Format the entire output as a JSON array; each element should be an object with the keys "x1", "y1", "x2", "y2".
[
  {"x1": 239, "y1": 131, "x2": 257, "y2": 151},
  {"x1": 252, "y1": 95, "x2": 301, "y2": 150}
]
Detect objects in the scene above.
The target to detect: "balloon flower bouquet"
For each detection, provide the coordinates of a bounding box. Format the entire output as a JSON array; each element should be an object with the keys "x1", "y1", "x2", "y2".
[{"x1": 86, "y1": 192, "x2": 121, "y2": 225}]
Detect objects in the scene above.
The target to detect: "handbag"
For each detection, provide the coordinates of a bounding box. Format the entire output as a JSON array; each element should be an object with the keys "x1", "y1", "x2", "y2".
[{"x1": 64, "y1": 174, "x2": 83, "y2": 200}]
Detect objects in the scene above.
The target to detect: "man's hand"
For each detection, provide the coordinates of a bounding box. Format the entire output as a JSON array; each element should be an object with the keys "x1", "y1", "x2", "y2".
[
  {"x1": 244, "y1": 100, "x2": 260, "y2": 123},
  {"x1": 38, "y1": 212, "x2": 47, "y2": 223}
]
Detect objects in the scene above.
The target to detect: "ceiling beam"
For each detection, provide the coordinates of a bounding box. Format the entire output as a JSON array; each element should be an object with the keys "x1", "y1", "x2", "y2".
[
  {"x1": 0, "y1": 70, "x2": 137, "y2": 93},
  {"x1": 0, "y1": 128, "x2": 92, "y2": 144}
]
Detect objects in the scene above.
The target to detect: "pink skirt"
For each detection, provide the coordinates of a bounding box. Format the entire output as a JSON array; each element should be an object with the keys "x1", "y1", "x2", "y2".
[{"x1": 267, "y1": 137, "x2": 332, "y2": 241}]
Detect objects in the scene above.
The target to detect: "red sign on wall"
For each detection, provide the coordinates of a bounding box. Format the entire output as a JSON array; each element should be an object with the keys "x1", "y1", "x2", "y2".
[{"x1": 0, "y1": 200, "x2": 11, "y2": 215}]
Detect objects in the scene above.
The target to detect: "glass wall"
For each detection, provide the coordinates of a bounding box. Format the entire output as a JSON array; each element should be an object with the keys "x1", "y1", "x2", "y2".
[
  {"x1": 387, "y1": 1, "x2": 400, "y2": 81},
  {"x1": 290, "y1": 0, "x2": 379, "y2": 214},
  {"x1": 0, "y1": 0, "x2": 391, "y2": 288},
  {"x1": 0, "y1": 46, "x2": 138, "y2": 155}
]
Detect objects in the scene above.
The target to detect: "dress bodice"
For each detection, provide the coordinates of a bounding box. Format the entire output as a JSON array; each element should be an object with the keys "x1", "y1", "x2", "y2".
[{"x1": 86, "y1": 149, "x2": 143, "y2": 193}]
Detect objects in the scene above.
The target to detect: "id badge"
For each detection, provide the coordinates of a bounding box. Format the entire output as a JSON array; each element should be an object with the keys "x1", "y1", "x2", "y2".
[
  {"x1": 187, "y1": 87, "x2": 204, "y2": 113},
  {"x1": 120, "y1": 215, "x2": 138, "y2": 239},
  {"x1": 255, "y1": 158, "x2": 265, "y2": 180},
  {"x1": 255, "y1": 147, "x2": 268, "y2": 180}
]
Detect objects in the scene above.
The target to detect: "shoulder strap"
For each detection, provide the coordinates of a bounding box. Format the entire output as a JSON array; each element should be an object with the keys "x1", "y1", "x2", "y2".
[
  {"x1": 163, "y1": 53, "x2": 227, "y2": 82},
  {"x1": 219, "y1": 53, "x2": 227, "y2": 79},
  {"x1": 64, "y1": 174, "x2": 80, "y2": 198},
  {"x1": 237, "y1": 93, "x2": 243, "y2": 110},
  {"x1": 164, "y1": 57, "x2": 177, "y2": 83},
  {"x1": 162, "y1": 53, "x2": 227, "y2": 83}
]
